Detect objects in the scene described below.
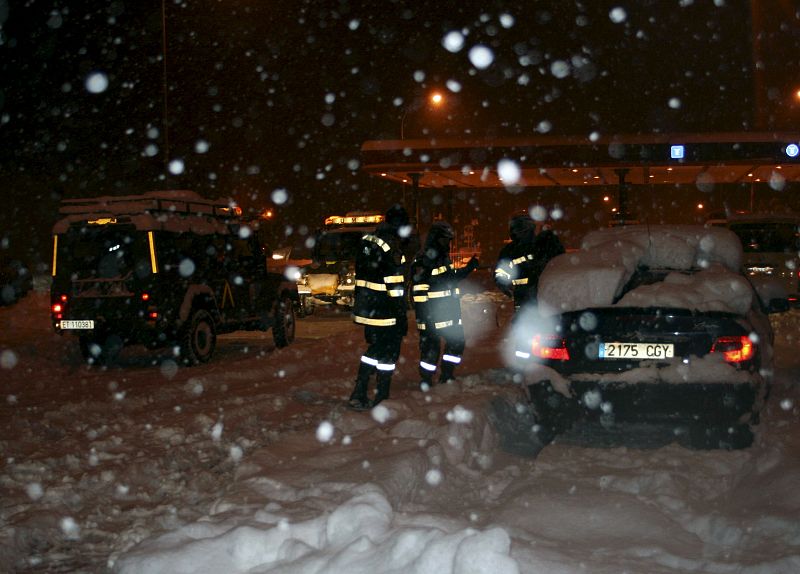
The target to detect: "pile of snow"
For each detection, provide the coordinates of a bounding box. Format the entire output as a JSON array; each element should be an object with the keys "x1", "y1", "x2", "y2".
[
  {"x1": 111, "y1": 383, "x2": 522, "y2": 574},
  {"x1": 538, "y1": 225, "x2": 749, "y2": 316}
]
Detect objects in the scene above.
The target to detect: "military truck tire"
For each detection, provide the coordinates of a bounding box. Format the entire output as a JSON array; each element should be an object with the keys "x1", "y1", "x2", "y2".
[
  {"x1": 181, "y1": 310, "x2": 216, "y2": 365},
  {"x1": 273, "y1": 297, "x2": 296, "y2": 348}
]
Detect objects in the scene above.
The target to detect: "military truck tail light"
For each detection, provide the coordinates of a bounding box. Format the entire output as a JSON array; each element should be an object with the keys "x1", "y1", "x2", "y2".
[
  {"x1": 52, "y1": 294, "x2": 68, "y2": 318},
  {"x1": 50, "y1": 295, "x2": 67, "y2": 319}
]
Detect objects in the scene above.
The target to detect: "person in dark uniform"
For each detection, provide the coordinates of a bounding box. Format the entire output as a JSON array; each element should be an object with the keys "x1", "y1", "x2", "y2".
[
  {"x1": 494, "y1": 213, "x2": 564, "y2": 311},
  {"x1": 411, "y1": 221, "x2": 479, "y2": 389},
  {"x1": 348, "y1": 204, "x2": 411, "y2": 410}
]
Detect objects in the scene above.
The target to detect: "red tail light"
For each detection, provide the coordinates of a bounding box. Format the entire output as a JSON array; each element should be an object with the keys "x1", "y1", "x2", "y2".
[
  {"x1": 52, "y1": 294, "x2": 67, "y2": 317},
  {"x1": 141, "y1": 293, "x2": 150, "y2": 301},
  {"x1": 711, "y1": 336, "x2": 755, "y2": 363},
  {"x1": 532, "y1": 334, "x2": 570, "y2": 361}
]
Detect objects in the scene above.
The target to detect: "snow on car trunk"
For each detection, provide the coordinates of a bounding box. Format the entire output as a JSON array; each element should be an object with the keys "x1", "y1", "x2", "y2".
[{"x1": 538, "y1": 225, "x2": 749, "y2": 316}]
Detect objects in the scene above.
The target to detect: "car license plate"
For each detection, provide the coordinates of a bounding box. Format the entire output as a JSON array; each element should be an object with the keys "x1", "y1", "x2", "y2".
[
  {"x1": 599, "y1": 342, "x2": 674, "y2": 359},
  {"x1": 60, "y1": 320, "x2": 95, "y2": 330}
]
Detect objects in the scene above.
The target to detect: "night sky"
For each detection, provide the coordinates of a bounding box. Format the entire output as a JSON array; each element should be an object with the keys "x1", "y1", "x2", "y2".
[{"x1": 1, "y1": 0, "x2": 798, "y2": 264}]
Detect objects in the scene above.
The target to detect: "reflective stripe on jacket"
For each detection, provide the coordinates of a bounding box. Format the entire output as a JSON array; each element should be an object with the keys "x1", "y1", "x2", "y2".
[
  {"x1": 352, "y1": 228, "x2": 408, "y2": 328},
  {"x1": 412, "y1": 257, "x2": 467, "y2": 331}
]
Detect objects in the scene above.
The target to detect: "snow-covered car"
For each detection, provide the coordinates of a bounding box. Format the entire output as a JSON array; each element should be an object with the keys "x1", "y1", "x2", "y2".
[{"x1": 506, "y1": 225, "x2": 788, "y2": 450}]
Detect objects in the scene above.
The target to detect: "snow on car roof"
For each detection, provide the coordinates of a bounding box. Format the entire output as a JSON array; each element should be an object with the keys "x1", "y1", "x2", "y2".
[{"x1": 538, "y1": 225, "x2": 752, "y2": 316}]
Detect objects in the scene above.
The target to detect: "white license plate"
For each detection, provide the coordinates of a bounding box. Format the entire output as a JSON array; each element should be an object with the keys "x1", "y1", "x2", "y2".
[
  {"x1": 60, "y1": 320, "x2": 95, "y2": 330},
  {"x1": 599, "y1": 342, "x2": 674, "y2": 360}
]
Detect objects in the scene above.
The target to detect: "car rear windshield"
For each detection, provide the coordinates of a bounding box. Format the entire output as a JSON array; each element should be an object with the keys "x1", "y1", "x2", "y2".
[
  {"x1": 615, "y1": 268, "x2": 684, "y2": 302},
  {"x1": 728, "y1": 222, "x2": 799, "y2": 254},
  {"x1": 56, "y1": 226, "x2": 151, "y2": 280}
]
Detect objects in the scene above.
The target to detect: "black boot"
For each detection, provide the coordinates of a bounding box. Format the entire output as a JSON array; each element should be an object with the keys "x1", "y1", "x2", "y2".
[
  {"x1": 373, "y1": 371, "x2": 392, "y2": 406},
  {"x1": 348, "y1": 363, "x2": 375, "y2": 410},
  {"x1": 419, "y1": 370, "x2": 434, "y2": 391},
  {"x1": 438, "y1": 362, "x2": 457, "y2": 385}
]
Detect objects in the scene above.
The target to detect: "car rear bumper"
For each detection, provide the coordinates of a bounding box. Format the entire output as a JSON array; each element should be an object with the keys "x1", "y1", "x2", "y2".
[{"x1": 527, "y1": 378, "x2": 765, "y2": 426}]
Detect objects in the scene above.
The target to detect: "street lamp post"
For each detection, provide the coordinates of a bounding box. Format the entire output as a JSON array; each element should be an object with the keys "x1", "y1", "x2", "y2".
[
  {"x1": 161, "y1": 0, "x2": 170, "y2": 168},
  {"x1": 400, "y1": 91, "x2": 445, "y2": 140},
  {"x1": 398, "y1": 91, "x2": 445, "y2": 233}
]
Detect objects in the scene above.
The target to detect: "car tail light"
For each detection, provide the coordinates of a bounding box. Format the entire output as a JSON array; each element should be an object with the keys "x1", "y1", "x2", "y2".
[
  {"x1": 141, "y1": 292, "x2": 150, "y2": 301},
  {"x1": 711, "y1": 336, "x2": 754, "y2": 363},
  {"x1": 531, "y1": 334, "x2": 570, "y2": 361}
]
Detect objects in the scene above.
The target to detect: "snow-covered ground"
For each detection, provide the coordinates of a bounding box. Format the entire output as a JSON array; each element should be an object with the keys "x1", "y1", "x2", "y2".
[{"x1": 2, "y1": 285, "x2": 800, "y2": 573}]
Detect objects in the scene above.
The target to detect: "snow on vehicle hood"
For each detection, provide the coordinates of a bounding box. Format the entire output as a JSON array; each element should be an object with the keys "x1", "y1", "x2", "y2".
[{"x1": 538, "y1": 225, "x2": 751, "y2": 316}]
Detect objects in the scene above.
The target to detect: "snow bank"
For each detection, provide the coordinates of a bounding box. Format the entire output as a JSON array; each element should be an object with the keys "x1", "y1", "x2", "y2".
[{"x1": 113, "y1": 382, "x2": 522, "y2": 574}]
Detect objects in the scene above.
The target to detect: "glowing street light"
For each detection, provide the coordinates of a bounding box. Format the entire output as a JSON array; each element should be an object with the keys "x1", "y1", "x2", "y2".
[{"x1": 401, "y1": 91, "x2": 446, "y2": 139}]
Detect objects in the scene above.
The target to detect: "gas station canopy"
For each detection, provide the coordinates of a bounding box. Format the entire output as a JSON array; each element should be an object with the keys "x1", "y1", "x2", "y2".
[{"x1": 361, "y1": 132, "x2": 800, "y2": 189}]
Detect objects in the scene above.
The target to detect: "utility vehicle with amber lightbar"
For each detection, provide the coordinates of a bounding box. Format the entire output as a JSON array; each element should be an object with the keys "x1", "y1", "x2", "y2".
[
  {"x1": 297, "y1": 212, "x2": 385, "y2": 314},
  {"x1": 495, "y1": 225, "x2": 789, "y2": 454},
  {"x1": 50, "y1": 190, "x2": 298, "y2": 365}
]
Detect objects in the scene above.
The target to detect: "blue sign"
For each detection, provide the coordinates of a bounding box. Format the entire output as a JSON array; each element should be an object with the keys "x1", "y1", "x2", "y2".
[
  {"x1": 786, "y1": 143, "x2": 799, "y2": 158},
  {"x1": 670, "y1": 145, "x2": 685, "y2": 159}
]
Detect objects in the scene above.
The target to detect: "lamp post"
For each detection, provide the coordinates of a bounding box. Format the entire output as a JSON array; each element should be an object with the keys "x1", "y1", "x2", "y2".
[
  {"x1": 399, "y1": 91, "x2": 446, "y2": 233},
  {"x1": 400, "y1": 91, "x2": 445, "y2": 140},
  {"x1": 161, "y1": 0, "x2": 170, "y2": 169}
]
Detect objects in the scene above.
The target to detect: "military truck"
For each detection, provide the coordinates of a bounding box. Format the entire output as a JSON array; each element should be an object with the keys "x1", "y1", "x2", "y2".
[{"x1": 50, "y1": 190, "x2": 298, "y2": 364}]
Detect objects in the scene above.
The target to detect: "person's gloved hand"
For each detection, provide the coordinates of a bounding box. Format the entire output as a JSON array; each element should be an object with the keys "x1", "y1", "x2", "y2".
[{"x1": 466, "y1": 256, "x2": 480, "y2": 271}]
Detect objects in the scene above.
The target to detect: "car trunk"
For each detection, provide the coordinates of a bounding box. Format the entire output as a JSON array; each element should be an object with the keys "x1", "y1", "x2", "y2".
[{"x1": 551, "y1": 306, "x2": 747, "y2": 374}]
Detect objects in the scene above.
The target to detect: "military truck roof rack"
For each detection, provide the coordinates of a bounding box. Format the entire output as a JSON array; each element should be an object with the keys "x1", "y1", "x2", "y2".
[
  {"x1": 53, "y1": 190, "x2": 241, "y2": 235},
  {"x1": 58, "y1": 190, "x2": 239, "y2": 218}
]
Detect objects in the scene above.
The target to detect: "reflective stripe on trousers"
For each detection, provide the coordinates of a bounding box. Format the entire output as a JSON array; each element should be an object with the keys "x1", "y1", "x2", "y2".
[{"x1": 419, "y1": 360, "x2": 437, "y2": 372}]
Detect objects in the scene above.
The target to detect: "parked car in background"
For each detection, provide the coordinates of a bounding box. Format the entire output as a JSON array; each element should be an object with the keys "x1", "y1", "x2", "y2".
[
  {"x1": 499, "y1": 225, "x2": 788, "y2": 454},
  {"x1": 0, "y1": 257, "x2": 33, "y2": 306},
  {"x1": 706, "y1": 212, "x2": 800, "y2": 306}
]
